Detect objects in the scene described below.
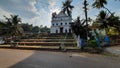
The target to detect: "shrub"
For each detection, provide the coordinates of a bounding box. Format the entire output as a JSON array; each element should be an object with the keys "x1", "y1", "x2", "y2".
[{"x1": 87, "y1": 40, "x2": 98, "y2": 48}]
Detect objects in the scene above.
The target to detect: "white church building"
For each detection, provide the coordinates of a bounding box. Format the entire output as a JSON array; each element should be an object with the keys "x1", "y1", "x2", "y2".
[{"x1": 50, "y1": 11, "x2": 72, "y2": 34}]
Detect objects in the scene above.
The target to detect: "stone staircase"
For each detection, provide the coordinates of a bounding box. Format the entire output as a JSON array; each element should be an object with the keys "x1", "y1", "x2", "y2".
[{"x1": 15, "y1": 34, "x2": 77, "y2": 49}]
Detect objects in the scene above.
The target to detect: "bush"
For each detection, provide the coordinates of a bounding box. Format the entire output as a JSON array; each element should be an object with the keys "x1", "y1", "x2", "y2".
[{"x1": 87, "y1": 40, "x2": 98, "y2": 48}]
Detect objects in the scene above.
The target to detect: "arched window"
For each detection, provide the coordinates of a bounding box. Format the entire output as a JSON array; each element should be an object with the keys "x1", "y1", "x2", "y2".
[
  {"x1": 69, "y1": 29, "x2": 71, "y2": 33},
  {"x1": 61, "y1": 23, "x2": 62, "y2": 25},
  {"x1": 65, "y1": 29, "x2": 67, "y2": 33},
  {"x1": 65, "y1": 23, "x2": 67, "y2": 25},
  {"x1": 56, "y1": 23, "x2": 58, "y2": 26},
  {"x1": 52, "y1": 24, "x2": 54, "y2": 26}
]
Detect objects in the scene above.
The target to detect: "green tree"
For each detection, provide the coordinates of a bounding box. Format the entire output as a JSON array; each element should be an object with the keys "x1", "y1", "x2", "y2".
[
  {"x1": 39, "y1": 25, "x2": 50, "y2": 33},
  {"x1": 95, "y1": 10, "x2": 120, "y2": 34},
  {"x1": 71, "y1": 17, "x2": 89, "y2": 39},
  {"x1": 62, "y1": 0, "x2": 74, "y2": 17},
  {"x1": 96, "y1": 10, "x2": 108, "y2": 29},
  {"x1": 21, "y1": 23, "x2": 33, "y2": 32},
  {"x1": 32, "y1": 26, "x2": 39, "y2": 33},
  {"x1": 0, "y1": 15, "x2": 24, "y2": 38},
  {"x1": 92, "y1": 0, "x2": 107, "y2": 9},
  {"x1": 92, "y1": 0, "x2": 120, "y2": 14}
]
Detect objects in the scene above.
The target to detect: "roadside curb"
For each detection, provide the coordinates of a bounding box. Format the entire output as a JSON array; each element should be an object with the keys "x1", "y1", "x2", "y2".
[
  {"x1": 0, "y1": 45, "x2": 81, "y2": 52},
  {"x1": 104, "y1": 47, "x2": 120, "y2": 55}
]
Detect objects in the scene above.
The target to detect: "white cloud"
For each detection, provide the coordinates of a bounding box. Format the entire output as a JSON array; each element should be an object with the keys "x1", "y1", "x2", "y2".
[
  {"x1": 49, "y1": 0, "x2": 56, "y2": 9},
  {"x1": 22, "y1": 8, "x2": 51, "y2": 27},
  {"x1": 72, "y1": 2, "x2": 84, "y2": 19},
  {"x1": 115, "y1": 10, "x2": 120, "y2": 17},
  {"x1": 28, "y1": 0, "x2": 39, "y2": 15},
  {"x1": 0, "y1": 0, "x2": 42, "y2": 26},
  {"x1": 48, "y1": 0, "x2": 61, "y2": 13},
  {"x1": 0, "y1": 0, "x2": 39, "y2": 19},
  {"x1": 0, "y1": 8, "x2": 13, "y2": 20},
  {"x1": 20, "y1": 0, "x2": 61, "y2": 27}
]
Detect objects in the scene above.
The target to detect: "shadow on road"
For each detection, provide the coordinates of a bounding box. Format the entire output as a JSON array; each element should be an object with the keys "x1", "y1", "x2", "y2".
[{"x1": 8, "y1": 51, "x2": 119, "y2": 68}]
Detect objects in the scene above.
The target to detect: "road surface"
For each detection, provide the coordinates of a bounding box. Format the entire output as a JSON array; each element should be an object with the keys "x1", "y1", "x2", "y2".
[{"x1": 0, "y1": 48, "x2": 120, "y2": 68}]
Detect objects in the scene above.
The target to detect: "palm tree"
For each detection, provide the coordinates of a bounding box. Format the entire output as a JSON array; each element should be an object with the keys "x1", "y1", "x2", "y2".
[
  {"x1": 96, "y1": 10, "x2": 108, "y2": 28},
  {"x1": 92, "y1": 0, "x2": 112, "y2": 14},
  {"x1": 62, "y1": 0, "x2": 74, "y2": 17},
  {"x1": 0, "y1": 15, "x2": 24, "y2": 41},
  {"x1": 4, "y1": 15, "x2": 23, "y2": 36},
  {"x1": 95, "y1": 10, "x2": 120, "y2": 34},
  {"x1": 107, "y1": 14, "x2": 120, "y2": 33},
  {"x1": 92, "y1": 0, "x2": 107, "y2": 9},
  {"x1": 96, "y1": 10, "x2": 110, "y2": 35}
]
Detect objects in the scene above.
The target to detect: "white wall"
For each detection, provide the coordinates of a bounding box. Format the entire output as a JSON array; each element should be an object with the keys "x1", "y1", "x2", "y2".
[{"x1": 50, "y1": 11, "x2": 72, "y2": 34}]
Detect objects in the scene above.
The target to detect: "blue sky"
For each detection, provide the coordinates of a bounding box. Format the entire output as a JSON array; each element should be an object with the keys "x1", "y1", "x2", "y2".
[{"x1": 0, "y1": 0, "x2": 120, "y2": 27}]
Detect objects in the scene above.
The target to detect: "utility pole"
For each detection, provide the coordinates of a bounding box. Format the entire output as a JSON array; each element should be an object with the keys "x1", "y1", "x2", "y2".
[{"x1": 83, "y1": 0, "x2": 89, "y2": 45}]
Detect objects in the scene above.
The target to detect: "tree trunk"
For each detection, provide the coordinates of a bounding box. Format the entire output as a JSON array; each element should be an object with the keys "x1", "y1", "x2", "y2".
[
  {"x1": 84, "y1": 0, "x2": 88, "y2": 46},
  {"x1": 104, "y1": 7, "x2": 112, "y2": 15}
]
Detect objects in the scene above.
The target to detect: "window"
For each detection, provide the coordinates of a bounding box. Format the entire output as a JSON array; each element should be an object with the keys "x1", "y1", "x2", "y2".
[
  {"x1": 61, "y1": 23, "x2": 62, "y2": 25},
  {"x1": 56, "y1": 30, "x2": 58, "y2": 33},
  {"x1": 69, "y1": 23, "x2": 71, "y2": 25},
  {"x1": 52, "y1": 24, "x2": 54, "y2": 26},
  {"x1": 56, "y1": 23, "x2": 58, "y2": 26},
  {"x1": 65, "y1": 29, "x2": 67, "y2": 33},
  {"x1": 69, "y1": 29, "x2": 71, "y2": 33},
  {"x1": 65, "y1": 23, "x2": 67, "y2": 25}
]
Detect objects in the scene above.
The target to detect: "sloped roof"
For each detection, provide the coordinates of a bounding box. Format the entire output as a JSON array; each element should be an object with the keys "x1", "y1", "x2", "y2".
[{"x1": 56, "y1": 11, "x2": 68, "y2": 17}]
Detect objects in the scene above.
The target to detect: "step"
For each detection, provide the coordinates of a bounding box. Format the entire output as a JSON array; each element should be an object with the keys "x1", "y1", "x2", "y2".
[
  {"x1": 21, "y1": 39, "x2": 75, "y2": 42},
  {"x1": 0, "y1": 45, "x2": 80, "y2": 51},
  {"x1": 11, "y1": 42, "x2": 77, "y2": 46},
  {"x1": 40, "y1": 33, "x2": 73, "y2": 37},
  {"x1": 38, "y1": 37, "x2": 74, "y2": 39}
]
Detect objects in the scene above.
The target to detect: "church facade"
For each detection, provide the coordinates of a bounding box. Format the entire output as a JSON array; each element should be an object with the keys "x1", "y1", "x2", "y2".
[{"x1": 50, "y1": 11, "x2": 72, "y2": 34}]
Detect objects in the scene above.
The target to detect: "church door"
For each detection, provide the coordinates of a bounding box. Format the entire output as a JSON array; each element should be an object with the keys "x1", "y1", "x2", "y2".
[{"x1": 60, "y1": 27, "x2": 63, "y2": 33}]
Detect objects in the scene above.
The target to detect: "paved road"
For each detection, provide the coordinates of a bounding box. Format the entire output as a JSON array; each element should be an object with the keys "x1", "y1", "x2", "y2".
[{"x1": 0, "y1": 49, "x2": 120, "y2": 68}]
